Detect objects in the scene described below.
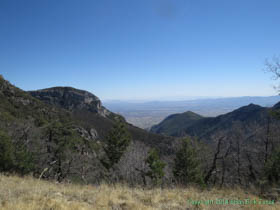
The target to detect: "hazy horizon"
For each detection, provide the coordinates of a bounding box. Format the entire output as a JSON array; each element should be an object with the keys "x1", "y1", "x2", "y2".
[
  {"x1": 102, "y1": 95, "x2": 280, "y2": 103},
  {"x1": 104, "y1": 95, "x2": 280, "y2": 128}
]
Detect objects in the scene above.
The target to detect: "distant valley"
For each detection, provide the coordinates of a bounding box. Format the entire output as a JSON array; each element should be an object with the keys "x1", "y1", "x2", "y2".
[{"x1": 104, "y1": 96, "x2": 280, "y2": 129}]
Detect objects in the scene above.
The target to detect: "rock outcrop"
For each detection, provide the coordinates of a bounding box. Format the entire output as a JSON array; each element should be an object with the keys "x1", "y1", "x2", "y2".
[{"x1": 29, "y1": 87, "x2": 112, "y2": 118}]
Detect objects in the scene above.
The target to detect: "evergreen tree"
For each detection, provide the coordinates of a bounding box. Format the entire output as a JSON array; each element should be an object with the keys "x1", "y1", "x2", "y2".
[
  {"x1": 264, "y1": 146, "x2": 280, "y2": 185},
  {"x1": 0, "y1": 130, "x2": 15, "y2": 172},
  {"x1": 13, "y1": 143, "x2": 34, "y2": 175},
  {"x1": 45, "y1": 121, "x2": 81, "y2": 182},
  {"x1": 173, "y1": 138, "x2": 204, "y2": 186},
  {"x1": 145, "y1": 148, "x2": 166, "y2": 185},
  {"x1": 101, "y1": 120, "x2": 131, "y2": 170},
  {"x1": 0, "y1": 130, "x2": 34, "y2": 174}
]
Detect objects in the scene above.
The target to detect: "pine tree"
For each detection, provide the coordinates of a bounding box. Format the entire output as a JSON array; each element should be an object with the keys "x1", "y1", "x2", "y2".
[
  {"x1": 44, "y1": 121, "x2": 81, "y2": 182},
  {"x1": 13, "y1": 143, "x2": 34, "y2": 175},
  {"x1": 264, "y1": 146, "x2": 280, "y2": 185},
  {"x1": 173, "y1": 138, "x2": 204, "y2": 186},
  {"x1": 101, "y1": 120, "x2": 131, "y2": 170},
  {"x1": 145, "y1": 148, "x2": 166, "y2": 185},
  {"x1": 0, "y1": 130, "x2": 15, "y2": 172},
  {"x1": 0, "y1": 130, "x2": 33, "y2": 174}
]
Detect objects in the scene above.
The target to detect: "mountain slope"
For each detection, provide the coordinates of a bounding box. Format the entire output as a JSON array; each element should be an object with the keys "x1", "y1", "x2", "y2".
[
  {"x1": 29, "y1": 87, "x2": 175, "y2": 154},
  {"x1": 151, "y1": 103, "x2": 273, "y2": 139},
  {"x1": 150, "y1": 111, "x2": 204, "y2": 136},
  {"x1": 0, "y1": 75, "x2": 176, "y2": 185},
  {"x1": 29, "y1": 87, "x2": 115, "y2": 119},
  {"x1": 184, "y1": 104, "x2": 269, "y2": 139},
  {"x1": 150, "y1": 102, "x2": 280, "y2": 185},
  {"x1": 0, "y1": 76, "x2": 107, "y2": 182}
]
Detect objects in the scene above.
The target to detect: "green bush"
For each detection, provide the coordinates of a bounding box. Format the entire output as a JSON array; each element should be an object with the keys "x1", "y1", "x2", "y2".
[
  {"x1": 264, "y1": 146, "x2": 280, "y2": 184},
  {"x1": 0, "y1": 130, "x2": 15, "y2": 172},
  {"x1": 145, "y1": 148, "x2": 166, "y2": 185},
  {"x1": 0, "y1": 130, "x2": 34, "y2": 174},
  {"x1": 101, "y1": 120, "x2": 131, "y2": 170},
  {"x1": 43, "y1": 121, "x2": 83, "y2": 181},
  {"x1": 173, "y1": 138, "x2": 204, "y2": 186},
  {"x1": 13, "y1": 144, "x2": 34, "y2": 175}
]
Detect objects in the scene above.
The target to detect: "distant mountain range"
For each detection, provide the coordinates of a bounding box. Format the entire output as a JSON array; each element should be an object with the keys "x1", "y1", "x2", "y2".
[
  {"x1": 151, "y1": 103, "x2": 280, "y2": 139},
  {"x1": 104, "y1": 96, "x2": 280, "y2": 129}
]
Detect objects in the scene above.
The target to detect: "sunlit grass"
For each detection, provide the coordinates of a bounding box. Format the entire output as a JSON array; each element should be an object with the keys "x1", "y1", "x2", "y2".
[{"x1": 0, "y1": 174, "x2": 278, "y2": 210}]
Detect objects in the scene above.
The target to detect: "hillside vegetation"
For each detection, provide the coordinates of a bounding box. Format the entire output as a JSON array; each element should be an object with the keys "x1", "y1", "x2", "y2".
[
  {"x1": 0, "y1": 174, "x2": 279, "y2": 210},
  {"x1": 0, "y1": 75, "x2": 176, "y2": 185},
  {"x1": 1, "y1": 74, "x2": 280, "y2": 206},
  {"x1": 151, "y1": 104, "x2": 275, "y2": 138},
  {"x1": 150, "y1": 111, "x2": 204, "y2": 136}
]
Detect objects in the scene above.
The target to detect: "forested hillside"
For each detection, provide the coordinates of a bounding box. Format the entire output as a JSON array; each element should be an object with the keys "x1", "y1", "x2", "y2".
[
  {"x1": 1, "y1": 75, "x2": 280, "y2": 198},
  {"x1": 0, "y1": 75, "x2": 177, "y2": 185}
]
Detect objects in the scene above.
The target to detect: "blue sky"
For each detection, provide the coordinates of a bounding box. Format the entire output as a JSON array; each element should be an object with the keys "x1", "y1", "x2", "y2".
[{"x1": 1, "y1": 0, "x2": 280, "y2": 100}]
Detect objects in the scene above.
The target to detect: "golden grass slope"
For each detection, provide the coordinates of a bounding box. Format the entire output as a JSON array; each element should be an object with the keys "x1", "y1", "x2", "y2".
[{"x1": 0, "y1": 174, "x2": 278, "y2": 210}]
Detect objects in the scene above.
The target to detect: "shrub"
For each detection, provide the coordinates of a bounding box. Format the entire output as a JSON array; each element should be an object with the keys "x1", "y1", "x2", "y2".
[
  {"x1": 0, "y1": 130, "x2": 34, "y2": 175},
  {"x1": 145, "y1": 148, "x2": 166, "y2": 185},
  {"x1": 264, "y1": 146, "x2": 280, "y2": 185},
  {"x1": 101, "y1": 120, "x2": 131, "y2": 170},
  {"x1": 173, "y1": 138, "x2": 204, "y2": 186},
  {"x1": 0, "y1": 130, "x2": 15, "y2": 172}
]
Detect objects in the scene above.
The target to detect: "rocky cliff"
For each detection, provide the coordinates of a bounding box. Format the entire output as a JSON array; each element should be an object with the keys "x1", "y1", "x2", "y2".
[
  {"x1": 0, "y1": 75, "x2": 176, "y2": 185},
  {"x1": 29, "y1": 87, "x2": 112, "y2": 118}
]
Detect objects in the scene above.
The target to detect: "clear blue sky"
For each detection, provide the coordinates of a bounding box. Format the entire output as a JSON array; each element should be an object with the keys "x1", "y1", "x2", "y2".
[{"x1": 1, "y1": 0, "x2": 280, "y2": 100}]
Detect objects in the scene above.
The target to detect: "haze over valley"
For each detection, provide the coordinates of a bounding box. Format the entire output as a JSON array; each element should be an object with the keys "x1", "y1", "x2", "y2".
[{"x1": 104, "y1": 96, "x2": 280, "y2": 129}]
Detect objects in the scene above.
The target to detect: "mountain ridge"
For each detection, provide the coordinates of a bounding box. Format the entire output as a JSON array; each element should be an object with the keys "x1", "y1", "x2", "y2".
[
  {"x1": 104, "y1": 95, "x2": 280, "y2": 129},
  {"x1": 150, "y1": 111, "x2": 204, "y2": 136},
  {"x1": 29, "y1": 85, "x2": 175, "y2": 154},
  {"x1": 0, "y1": 75, "x2": 176, "y2": 185},
  {"x1": 151, "y1": 102, "x2": 278, "y2": 139},
  {"x1": 29, "y1": 87, "x2": 113, "y2": 119}
]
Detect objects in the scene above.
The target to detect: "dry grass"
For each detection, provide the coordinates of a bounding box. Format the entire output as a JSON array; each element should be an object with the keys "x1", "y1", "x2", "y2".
[{"x1": 0, "y1": 174, "x2": 278, "y2": 210}]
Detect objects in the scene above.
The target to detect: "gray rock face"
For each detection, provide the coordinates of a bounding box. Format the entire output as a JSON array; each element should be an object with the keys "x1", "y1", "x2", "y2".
[
  {"x1": 74, "y1": 127, "x2": 99, "y2": 141},
  {"x1": 0, "y1": 77, "x2": 32, "y2": 106},
  {"x1": 29, "y1": 87, "x2": 112, "y2": 117},
  {"x1": 90, "y1": 128, "x2": 98, "y2": 140}
]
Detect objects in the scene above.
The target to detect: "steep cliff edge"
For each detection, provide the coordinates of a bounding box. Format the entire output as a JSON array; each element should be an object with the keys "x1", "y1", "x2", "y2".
[{"x1": 29, "y1": 87, "x2": 113, "y2": 119}]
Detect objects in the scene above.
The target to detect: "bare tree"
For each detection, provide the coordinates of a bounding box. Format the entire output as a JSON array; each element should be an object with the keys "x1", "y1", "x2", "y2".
[
  {"x1": 264, "y1": 56, "x2": 280, "y2": 92},
  {"x1": 220, "y1": 143, "x2": 232, "y2": 188},
  {"x1": 204, "y1": 137, "x2": 224, "y2": 184},
  {"x1": 264, "y1": 117, "x2": 271, "y2": 163}
]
